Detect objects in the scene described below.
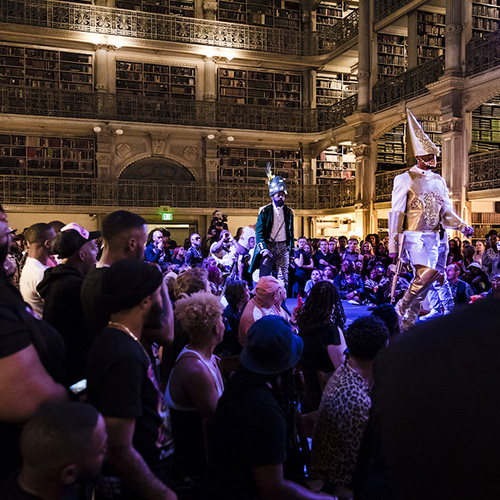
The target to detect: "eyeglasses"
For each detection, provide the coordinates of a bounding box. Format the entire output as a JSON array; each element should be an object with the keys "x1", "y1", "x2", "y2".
[{"x1": 193, "y1": 236, "x2": 201, "y2": 240}]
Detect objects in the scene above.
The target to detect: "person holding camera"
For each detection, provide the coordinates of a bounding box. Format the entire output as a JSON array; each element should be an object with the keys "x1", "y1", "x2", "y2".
[
  {"x1": 210, "y1": 229, "x2": 245, "y2": 273},
  {"x1": 208, "y1": 210, "x2": 229, "y2": 240}
]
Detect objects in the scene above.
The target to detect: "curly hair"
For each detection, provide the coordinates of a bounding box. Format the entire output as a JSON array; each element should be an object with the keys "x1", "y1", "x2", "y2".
[
  {"x1": 174, "y1": 291, "x2": 223, "y2": 344},
  {"x1": 345, "y1": 315, "x2": 389, "y2": 360},
  {"x1": 173, "y1": 267, "x2": 209, "y2": 299},
  {"x1": 295, "y1": 280, "x2": 346, "y2": 332}
]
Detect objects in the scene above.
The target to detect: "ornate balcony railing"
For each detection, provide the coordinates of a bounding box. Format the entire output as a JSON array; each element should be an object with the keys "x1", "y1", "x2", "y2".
[
  {"x1": 372, "y1": 56, "x2": 445, "y2": 112},
  {"x1": 0, "y1": 85, "x2": 357, "y2": 133},
  {"x1": 0, "y1": 175, "x2": 357, "y2": 210},
  {"x1": 469, "y1": 150, "x2": 500, "y2": 191},
  {"x1": 0, "y1": 0, "x2": 357, "y2": 57},
  {"x1": 374, "y1": 0, "x2": 414, "y2": 24},
  {"x1": 466, "y1": 29, "x2": 500, "y2": 76}
]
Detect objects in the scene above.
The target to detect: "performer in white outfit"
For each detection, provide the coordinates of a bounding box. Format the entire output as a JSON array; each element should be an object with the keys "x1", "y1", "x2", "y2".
[{"x1": 388, "y1": 110, "x2": 473, "y2": 329}]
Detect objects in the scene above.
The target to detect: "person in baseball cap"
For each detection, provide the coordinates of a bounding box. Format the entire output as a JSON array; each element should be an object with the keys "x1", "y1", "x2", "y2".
[{"x1": 51, "y1": 223, "x2": 100, "y2": 260}]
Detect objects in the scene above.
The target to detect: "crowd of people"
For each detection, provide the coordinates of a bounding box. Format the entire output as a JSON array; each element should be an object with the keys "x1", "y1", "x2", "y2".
[{"x1": 2, "y1": 199, "x2": 500, "y2": 500}]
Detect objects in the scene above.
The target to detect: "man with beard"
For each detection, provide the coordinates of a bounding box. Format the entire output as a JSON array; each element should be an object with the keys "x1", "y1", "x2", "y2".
[
  {"x1": 87, "y1": 259, "x2": 176, "y2": 500},
  {"x1": 251, "y1": 167, "x2": 294, "y2": 290}
]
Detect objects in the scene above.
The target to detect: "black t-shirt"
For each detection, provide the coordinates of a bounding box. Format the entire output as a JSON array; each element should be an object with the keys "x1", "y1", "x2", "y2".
[
  {"x1": 207, "y1": 381, "x2": 286, "y2": 499},
  {"x1": 0, "y1": 280, "x2": 66, "y2": 485},
  {"x1": 300, "y1": 322, "x2": 341, "y2": 374},
  {"x1": 313, "y1": 251, "x2": 333, "y2": 270},
  {"x1": 87, "y1": 327, "x2": 174, "y2": 485}
]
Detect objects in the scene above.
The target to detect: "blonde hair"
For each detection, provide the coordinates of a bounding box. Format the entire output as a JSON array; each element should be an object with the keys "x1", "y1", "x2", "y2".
[
  {"x1": 175, "y1": 291, "x2": 223, "y2": 343},
  {"x1": 173, "y1": 268, "x2": 209, "y2": 299}
]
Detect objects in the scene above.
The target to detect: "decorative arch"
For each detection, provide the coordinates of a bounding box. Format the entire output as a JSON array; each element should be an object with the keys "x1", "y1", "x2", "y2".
[
  {"x1": 118, "y1": 155, "x2": 196, "y2": 181},
  {"x1": 373, "y1": 112, "x2": 441, "y2": 140}
]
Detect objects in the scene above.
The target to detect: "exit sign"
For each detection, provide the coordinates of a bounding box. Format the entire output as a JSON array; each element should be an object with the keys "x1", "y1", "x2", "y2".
[{"x1": 161, "y1": 213, "x2": 173, "y2": 221}]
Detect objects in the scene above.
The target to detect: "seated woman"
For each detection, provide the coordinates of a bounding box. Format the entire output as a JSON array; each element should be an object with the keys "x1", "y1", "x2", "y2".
[
  {"x1": 295, "y1": 281, "x2": 347, "y2": 407},
  {"x1": 165, "y1": 291, "x2": 225, "y2": 479},
  {"x1": 334, "y1": 260, "x2": 364, "y2": 303},
  {"x1": 207, "y1": 316, "x2": 331, "y2": 500},
  {"x1": 171, "y1": 246, "x2": 186, "y2": 268},
  {"x1": 305, "y1": 268, "x2": 323, "y2": 296},
  {"x1": 360, "y1": 241, "x2": 375, "y2": 278}
]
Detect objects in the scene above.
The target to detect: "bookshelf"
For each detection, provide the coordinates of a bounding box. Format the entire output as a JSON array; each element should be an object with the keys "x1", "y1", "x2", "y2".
[
  {"x1": 472, "y1": 0, "x2": 500, "y2": 39},
  {"x1": 116, "y1": 61, "x2": 196, "y2": 99},
  {"x1": 218, "y1": 68, "x2": 301, "y2": 108},
  {"x1": 377, "y1": 124, "x2": 406, "y2": 171},
  {"x1": 0, "y1": 134, "x2": 95, "y2": 177},
  {"x1": 0, "y1": 44, "x2": 93, "y2": 91},
  {"x1": 316, "y1": 73, "x2": 358, "y2": 107},
  {"x1": 316, "y1": 1, "x2": 349, "y2": 31},
  {"x1": 316, "y1": 145, "x2": 356, "y2": 184},
  {"x1": 377, "y1": 34, "x2": 407, "y2": 81},
  {"x1": 218, "y1": 0, "x2": 301, "y2": 30},
  {"x1": 417, "y1": 11, "x2": 445, "y2": 64},
  {"x1": 115, "y1": 0, "x2": 195, "y2": 16},
  {"x1": 218, "y1": 147, "x2": 302, "y2": 184},
  {"x1": 471, "y1": 96, "x2": 500, "y2": 153}
]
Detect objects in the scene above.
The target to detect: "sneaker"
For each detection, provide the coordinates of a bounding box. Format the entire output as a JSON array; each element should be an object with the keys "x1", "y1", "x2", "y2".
[{"x1": 418, "y1": 309, "x2": 442, "y2": 322}]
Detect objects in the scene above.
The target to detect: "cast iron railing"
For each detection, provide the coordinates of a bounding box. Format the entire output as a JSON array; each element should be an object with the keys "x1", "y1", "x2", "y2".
[
  {"x1": 372, "y1": 56, "x2": 445, "y2": 112},
  {"x1": 469, "y1": 150, "x2": 500, "y2": 191},
  {"x1": 0, "y1": 0, "x2": 357, "y2": 57},
  {"x1": 0, "y1": 175, "x2": 357, "y2": 210},
  {"x1": 466, "y1": 29, "x2": 500, "y2": 76},
  {"x1": 374, "y1": 0, "x2": 414, "y2": 24},
  {"x1": 0, "y1": 85, "x2": 358, "y2": 133}
]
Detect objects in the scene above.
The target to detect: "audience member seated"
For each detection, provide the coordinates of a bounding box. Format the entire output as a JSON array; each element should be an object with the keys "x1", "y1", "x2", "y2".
[
  {"x1": 369, "y1": 242, "x2": 393, "y2": 272},
  {"x1": 360, "y1": 241, "x2": 375, "y2": 278},
  {"x1": 334, "y1": 261, "x2": 364, "y2": 303},
  {"x1": 365, "y1": 233, "x2": 380, "y2": 249},
  {"x1": 337, "y1": 236, "x2": 348, "y2": 260},
  {"x1": 0, "y1": 206, "x2": 67, "y2": 486},
  {"x1": 206, "y1": 263, "x2": 224, "y2": 295},
  {"x1": 446, "y1": 263, "x2": 473, "y2": 307},
  {"x1": 295, "y1": 281, "x2": 347, "y2": 406},
  {"x1": 305, "y1": 268, "x2": 323, "y2": 296},
  {"x1": 216, "y1": 277, "x2": 250, "y2": 357},
  {"x1": 314, "y1": 239, "x2": 332, "y2": 271},
  {"x1": 87, "y1": 259, "x2": 176, "y2": 500},
  {"x1": 376, "y1": 263, "x2": 410, "y2": 305},
  {"x1": 461, "y1": 261, "x2": 491, "y2": 295},
  {"x1": 207, "y1": 316, "x2": 333, "y2": 500},
  {"x1": 37, "y1": 223, "x2": 99, "y2": 386},
  {"x1": 145, "y1": 228, "x2": 171, "y2": 271},
  {"x1": 473, "y1": 239, "x2": 486, "y2": 268},
  {"x1": 363, "y1": 266, "x2": 385, "y2": 306},
  {"x1": 165, "y1": 291, "x2": 224, "y2": 481},
  {"x1": 294, "y1": 236, "x2": 315, "y2": 297},
  {"x1": 237, "y1": 226, "x2": 257, "y2": 289},
  {"x1": 446, "y1": 238, "x2": 462, "y2": 267},
  {"x1": 483, "y1": 233, "x2": 500, "y2": 280},
  {"x1": 342, "y1": 238, "x2": 362, "y2": 267},
  {"x1": 20, "y1": 223, "x2": 57, "y2": 318},
  {"x1": 370, "y1": 303, "x2": 402, "y2": 340},
  {"x1": 171, "y1": 246, "x2": 186, "y2": 268},
  {"x1": 210, "y1": 229, "x2": 245, "y2": 273},
  {"x1": 238, "y1": 276, "x2": 289, "y2": 347},
  {"x1": 310, "y1": 316, "x2": 389, "y2": 498},
  {"x1": 323, "y1": 264, "x2": 337, "y2": 283},
  {"x1": 461, "y1": 243, "x2": 475, "y2": 273},
  {"x1": 328, "y1": 238, "x2": 342, "y2": 270},
  {"x1": 0, "y1": 401, "x2": 107, "y2": 500},
  {"x1": 184, "y1": 233, "x2": 204, "y2": 268}
]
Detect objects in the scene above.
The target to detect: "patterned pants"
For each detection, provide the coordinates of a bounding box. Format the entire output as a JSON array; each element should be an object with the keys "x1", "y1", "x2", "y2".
[{"x1": 259, "y1": 241, "x2": 290, "y2": 289}]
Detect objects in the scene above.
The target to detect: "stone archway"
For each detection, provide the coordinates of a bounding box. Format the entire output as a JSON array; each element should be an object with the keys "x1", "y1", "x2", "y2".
[{"x1": 119, "y1": 157, "x2": 195, "y2": 181}]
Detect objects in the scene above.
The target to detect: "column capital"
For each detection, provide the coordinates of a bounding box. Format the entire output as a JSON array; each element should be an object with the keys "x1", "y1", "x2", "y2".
[
  {"x1": 440, "y1": 118, "x2": 464, "y2": 133},
  {"x1": 203, "y1": 1, "x2": 218, "y2": 15},
  {"x1": 353, "y1": 144, "x2": 371, "y2": 157}
]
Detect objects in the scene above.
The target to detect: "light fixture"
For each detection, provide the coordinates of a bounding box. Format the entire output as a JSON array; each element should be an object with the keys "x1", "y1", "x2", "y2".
[
  {"x1": 93, "y1": 126, "x2": 102, "y2": 133},
  {"x1": 227, "y1": 136, "x2": 234, "y2": 142},
  {"x1": 115, "y1": 129, "x2": 124, "y2": 135},
  {"x1": 207, "y1": 134, "x2": 215, "y2": 140}
]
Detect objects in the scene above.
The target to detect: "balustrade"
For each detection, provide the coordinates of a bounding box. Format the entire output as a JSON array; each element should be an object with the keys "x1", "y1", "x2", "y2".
[
  {"x1": 466, "y1": 29, "x2": 500, "y2": 76},
  {"x1": 469, "y1": 151, "x2": 500, "y2": 191},
  {"x1": 0, "y1": 0, "x2": 358, "y2": 57}
]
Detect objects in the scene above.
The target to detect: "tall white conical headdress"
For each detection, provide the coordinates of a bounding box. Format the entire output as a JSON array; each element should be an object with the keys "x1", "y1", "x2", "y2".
[{"x1": 407, "y1": 109, "x2": 440, "y2": 157}]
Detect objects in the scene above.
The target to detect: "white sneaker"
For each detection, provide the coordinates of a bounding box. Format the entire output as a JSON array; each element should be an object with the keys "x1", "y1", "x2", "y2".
[{"x1": 419, "y1": 309, "x2": 442, "y2": 322}]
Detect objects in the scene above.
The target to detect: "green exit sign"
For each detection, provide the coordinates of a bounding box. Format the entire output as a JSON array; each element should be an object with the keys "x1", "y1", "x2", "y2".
[{"x1": 161, "y1": 213, "x2": 173, "y2": 221}]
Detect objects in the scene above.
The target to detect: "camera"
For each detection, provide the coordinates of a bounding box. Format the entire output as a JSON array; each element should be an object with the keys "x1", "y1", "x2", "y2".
[{"x1": 222, "y1": 214, "x2": 228, "y2": 222}]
